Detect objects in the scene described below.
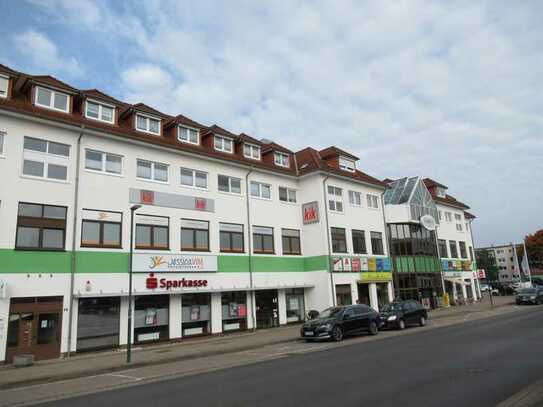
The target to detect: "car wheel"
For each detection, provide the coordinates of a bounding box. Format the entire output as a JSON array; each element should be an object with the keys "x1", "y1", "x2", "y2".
[
  {"x1": 397, "y1": 319, "x2": 406, "y2": 330},
  {"x1": 368, "y1": 321, "x2": 379, "y2": 335},
  {"x1": 331, "y1": 326, "x2": 343, "y2": 342},
  {"x1": 419, "y1": 316, "x2": 426, "y2": 327}
]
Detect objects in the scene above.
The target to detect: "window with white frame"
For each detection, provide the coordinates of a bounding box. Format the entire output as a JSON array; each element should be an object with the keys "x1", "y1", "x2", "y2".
[
  {"x1": 180, "y1": 168, "x2": 207, "y2": 189},
  {"x1": 436, "y1": 187, "x2": 446, "y2": 198},
  {"x1": 136, "y1": 159, "x2": 168, "y2": 182},
  {"x1": 0, "y1": 132, "x2": 4, "y2": 156},
  {"x1": 35, "y1": 86, "x2": 69, "y2": 112},
  {"x1": 250, "y1": 181, "x2": 271, "y2": 199},
  {"x1": 214, "y1": 135, "x2": 233, "y2": 153},
  {"x1": 85, "y1": 100, "x2": 115, "y2": 124},
  {"x1": 339, "y1": 157, "x2": 355, "y2": 172},
  {"x1": 274, "y1": 152, "x2": 290, "y2": 167},
  {"x1": 456, "y1": 223, "x2": 463, "y2": 232},
  {"x1": 438, "y1": 210, "x2": 442, "y2": 221},
  {"x1": 85, "y1": 149, "x2": 122, "y2": 175},
  {"x1": 279, "y1": 187, "x2": 297, "y2": 203},
  {"x1": 445, "y1": 212, "x2": 452, "y2": 222},
  {"x1": 465, "y1": 222, "x2": 469, "y2": 231},
  {"x1": 327, "y1": 185, "x2": 343, "y2": 212},
  {"x1": 0, "y1": 75, "x2": 8, "y2": 98},
  {"x1": 178, "y1": 125, "x2": 199, "y2": 145},
  {"x1": 366, "y1": 194, "x2": 379, "y2": 209},
  {"x1": 348, "y1": 190, "x2": 361, "y2": 206},
  {"x1": 243, "y1": 143, "x2": 260, "y2": 160},
  {"x1": 135, "y1": 114, "x2": 161, "y2": 135},
  {"x1": 22, "y1": 136, "x2": 70, "y2": 181},
  {"x1": 218, "y1": 175, "x2": 241, "y2": 194}
]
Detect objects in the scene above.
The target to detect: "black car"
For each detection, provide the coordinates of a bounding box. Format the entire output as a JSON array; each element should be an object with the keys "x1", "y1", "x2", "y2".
[
  {"x1": 516, "y1": 287, "x2": 543, "y2": 305},
  {"x1": 379, "y1": 300, "x2": 428, "y2": 330},
  {"x1": 300, "y1": 304, "x2": 380, "y2": 341}
]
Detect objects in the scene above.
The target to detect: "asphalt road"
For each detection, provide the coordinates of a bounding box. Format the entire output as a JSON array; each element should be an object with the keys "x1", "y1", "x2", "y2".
[{"x1": 41, "y1": 307, "x2": 543, "y2": 407}]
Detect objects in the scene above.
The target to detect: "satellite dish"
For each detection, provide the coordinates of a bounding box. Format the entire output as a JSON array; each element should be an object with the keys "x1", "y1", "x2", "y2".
[{"x1": 420, "y1": 215, "x2": 436, "y2": 231}]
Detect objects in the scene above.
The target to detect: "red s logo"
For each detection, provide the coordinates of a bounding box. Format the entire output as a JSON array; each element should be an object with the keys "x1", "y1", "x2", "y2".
[{"x1": 146, "y1": 273, "x2": 158, "y2": 289}]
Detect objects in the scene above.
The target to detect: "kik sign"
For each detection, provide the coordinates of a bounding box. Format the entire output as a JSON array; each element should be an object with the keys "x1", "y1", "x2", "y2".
[{"x1": 302, "y1": 201, "x2": 319, "y2": 224}]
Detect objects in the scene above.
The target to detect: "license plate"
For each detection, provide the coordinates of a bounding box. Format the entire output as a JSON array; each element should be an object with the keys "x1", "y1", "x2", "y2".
[{"x1": 304, "y1": 331, "x2": 314, "y2": 336}]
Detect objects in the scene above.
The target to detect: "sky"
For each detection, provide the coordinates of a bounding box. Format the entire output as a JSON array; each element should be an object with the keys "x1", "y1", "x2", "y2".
[{"x1": 0, "y1": 0, "x2": 541, "y2": 247}]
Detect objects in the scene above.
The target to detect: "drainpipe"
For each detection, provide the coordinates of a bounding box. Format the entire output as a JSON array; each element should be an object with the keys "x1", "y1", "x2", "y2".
[
  {"x1": 322, "y1": 172, "x2": 335, "y2": 306},
  {"x1": 245, "y1": 167, "x2": 256, "y2": 331},
  {"x1": 66, "y1": 127, "x2": 84, "y2": 357}
]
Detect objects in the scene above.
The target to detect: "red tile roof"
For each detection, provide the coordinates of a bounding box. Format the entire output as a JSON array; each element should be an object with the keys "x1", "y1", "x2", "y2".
[
  {"x1": 261, "y1": 141, "x2": 293, "y2": 155},
  {"x1": 423, "y1": 177, "x2": 448, "y2": 189},
  {"x1": 30, "y1": 75, "x2": 79, "y2": 94},
  {"x1": 319, "y1": 146, "x2": 359, "y2": 160},
  {"x1": 80, "y1": 89, "x2": 126, "y2": 106}
]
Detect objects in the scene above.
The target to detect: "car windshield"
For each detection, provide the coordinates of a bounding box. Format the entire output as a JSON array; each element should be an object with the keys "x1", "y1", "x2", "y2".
[
  {"x1": 319, "y1": 307, "x2": 344, "y2": 319},
  {"x1": 382, "y1": 303, "x2": 404, "y2": 311},
  {"x1": 518, "y1": 288, "x2": 536, "y2": 294}
]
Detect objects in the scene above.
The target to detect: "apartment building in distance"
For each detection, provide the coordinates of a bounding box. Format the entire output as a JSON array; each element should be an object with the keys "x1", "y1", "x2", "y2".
[{"x1": 475, "y1": 244, "x2": 522, "y2": 284}]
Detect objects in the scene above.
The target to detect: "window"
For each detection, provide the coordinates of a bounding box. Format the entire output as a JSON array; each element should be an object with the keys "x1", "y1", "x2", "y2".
[
  {"x1": 370, "y1": 231, "x2": 384, "y2": 255},
  {"x1": 85, "y1": 100, "x2": 114, "y2": 123},
  {"x1": 253, "y1": 226, "x2": 274, "y2": 254},
  {"x1": 81, "y1": 210, "x2": 122, "y2": 248},
  {"x1": 137, "y1": 159, "x2": 168, "y2": 182},
  {"x1": 282, "y1": 229, "x2": 301, "y2": 255},
  {"x1": 35, "y1": 86, "x2": 69, "y2": 112},
  {"x1": 23, "y1": 136, "x2": 70, "y2": 181},
  {"x1": 218, "y1": 175, "x2": 241, "y2": 194},
  {"x1": 436, "y1": 187, "x2": 446, "y2": 198},
  {"x1": 459, "y1": 241, "x2": 467, "y2": 259},
  {"x1": 445, "y1": 212, "x2": 452, "y2": 222},
  {"x1": 327, "y1": 186, "x2": 343, "y2": 212},
  {"x1": 465, "y1": 222, "x2": 469, "y2": 231},
  {"x1": 274, "y1": 152, "x2": 290, "y2": 167},
  {"x1": 0, "y1": 75, "x2": 7, "y2": 98},
  {"x1": 214, "y1": 135, "x2": 233, "y2": 153},
  {"x1": 243, "y1": 143, "x2": 261, "y2": 160},
  {"x1": 339, "y1": 157, "x2": 355, "y2": 172},
  {"x1": 352, "y1": 230, "x2": 367, "y2": 254},
  {"x1": 180, "y1": 168, "x2": 207, "y2": 189},
  {"x1": 456, "y1": 223, "x2": 463, "y2": 232},
  {"x1": 469, "y1": 246, "x2": 474, "y2": 261},
  {"x1": 438, "y1": 239, "x2": 448, "y2": 258},
  {"x1": 85, "y1": 150, "x2": 122, "y2": 175},
  {"x1": 454, "y1": 214, "x2": 462, "y2": 221},
  {"x1": 438, "y1": 211, "x2": 442, "y2": 221},
  {"x1": 279, "y1": 187, "x2": 297, "y2": 203},
  {"x1": 0, "y1": 132, "x2": 4, "y2": 156},
  {"x1": 449, "y1": 240, "x2": 458, "y2": 258},
  {"x1": 16, "y1": 203, "x2": 67, "y2": 250},
  {"x1": 250, "y1": 181, "x2": 271, "y2": 199},
  {"x1": 178, "y1": 126, "x2": 199, "y2": 145},
  {"x1": 220, "y1": 223, "x2": 244, "y2": 253},
  {"x1": 348, "y1": 191, "x2": 361, "y2": 206},
  {"x1": 181, "y1": 219, "x2": 209, "y2": 251},
  {"x1": 135, "y1": 114, "x2": 161, "y2": 135},
  {"x1": 135, "y1": 215, "x2": 169, "y2": 250},
  {"x1": 77, "y1": 297, "x2": 120, "y2": 351},
  {"x1": 367, "y1": 194, "x2": 379, "y2": 209},
  {"x1": 331, "y1": 227, "x2": 347, "y2": 253}
]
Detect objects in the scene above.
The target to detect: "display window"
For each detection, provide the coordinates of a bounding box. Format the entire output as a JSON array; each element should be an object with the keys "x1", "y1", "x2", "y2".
[
  {"x1": 285, "y1": 288, "x2": 305, "y2": 323},
  {"x1": 182, "y1": 293, "x2": 211, "y2": 336},
  {"x1": 77, "y1": 297, "x2": 120, "y2": 351},
  {"x1": 134, "y1": 295, "x2": 169, "y2": 343},
  {"x1": 221, "y1": 292, "x2": 247, "y2": 331}
]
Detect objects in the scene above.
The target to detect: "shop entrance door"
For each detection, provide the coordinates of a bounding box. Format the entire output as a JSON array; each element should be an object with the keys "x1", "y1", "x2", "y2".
[
  {"x1": 376, "y1": 283, "x2": 390, "y2": 309},
  {"x1": 255, "y1": 290, "x2": 279, "y2": 329},
  {"x1": 357, "y1": 283, "x2": 370, "y2": 306},
  {"x1": 5, "y1": 297, "x2": 63, "y2": 363}
]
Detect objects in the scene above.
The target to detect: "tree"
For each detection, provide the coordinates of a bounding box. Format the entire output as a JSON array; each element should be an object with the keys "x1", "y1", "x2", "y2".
[
  {"x1": 475, "y1": 249, "x2": 499, "y2": 283},
  {"x1": 525, "y1": 229, "x2": 543, "y2": 269}
]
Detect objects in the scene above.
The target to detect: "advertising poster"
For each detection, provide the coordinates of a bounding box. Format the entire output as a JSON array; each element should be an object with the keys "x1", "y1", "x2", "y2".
[
  {"x1": 238, "y1": 304, "x2": 247, "y2": 317},
  {"x1": 376, "y1": 258, "x2": 384, "y2": 271},
  {"x1": 145, "y1": 309, "x2": 158, "y2": 325},
  {"x1": 368, "y1": 258, "x2": 377, "y2": 272},
  {"x1": 342, "y1": 257, "x2": 352, "y2": 272},
  {"x1": 383, "y1": 258, "x2": 392, "y2": 271},
  {"x1": 332, "y1": 257, "x2": 343, "y2": 272},
  {"x1": 360, "y1": 257, "x2": 369, "y2": 271},
  {"x1": 190, "y1": 305, "x2": 201, "y2": 321},
  {"x1": 229, "y1": 302, "x2": 238, "y2": 317},
  {"x1": 351, "y1": 257, "x2": 361, "y2": 272}
]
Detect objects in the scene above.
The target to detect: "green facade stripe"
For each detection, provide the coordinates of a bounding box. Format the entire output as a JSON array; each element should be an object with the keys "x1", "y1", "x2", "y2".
[
  {"x1": 0, "y1": 249, "x2": 71, "y2": 274},
  {"x1": 76, "y1": 251, "x2": 129, "y2": 274}
]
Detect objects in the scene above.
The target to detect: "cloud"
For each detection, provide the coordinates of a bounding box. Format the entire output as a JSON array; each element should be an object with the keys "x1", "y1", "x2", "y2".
[
  {"x1": 120, "y1": 64, "x2": 174, "y2": 109},
  {"x1": 13, "y1": 30, "x2": 83, "y2": 77}
]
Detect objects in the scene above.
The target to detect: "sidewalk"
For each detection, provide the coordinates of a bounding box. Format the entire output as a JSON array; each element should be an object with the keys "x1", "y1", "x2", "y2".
[{"x1": 0, "y1": 295, "x2": 514, "y2": 390}]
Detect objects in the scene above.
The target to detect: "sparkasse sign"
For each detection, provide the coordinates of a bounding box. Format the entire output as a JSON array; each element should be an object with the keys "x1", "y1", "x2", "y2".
[{"x1": 134, "y1": 254, "x2": 218, "y2": 273}]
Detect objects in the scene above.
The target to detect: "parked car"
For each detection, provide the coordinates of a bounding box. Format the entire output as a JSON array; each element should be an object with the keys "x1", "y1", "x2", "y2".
[
  {"x1": 480, "y1": 284, "x2": 490, "y2": 292},
  {"x1": 490, "y1": 287, "x2": 500, "y2": 296},
  {"x1": 515, "y1": 287, "x2": 543, "y2": 305},
  {"x1": 379, "y1": 300, "x2": 428, "y2": 330},
  {"x1": 300, "y1": 304, "x2": 380, "y2": 341}
]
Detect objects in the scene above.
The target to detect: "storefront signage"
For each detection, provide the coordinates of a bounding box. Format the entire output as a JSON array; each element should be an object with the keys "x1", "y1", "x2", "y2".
[
  {"x1": 146, "y1": 273, "x2": 208, "y2": 290},
  {"x1": 302, "y1": 201, "x2": 319, "y2": 224},
  {"x1": 129, "y1": 188, "x2": 215, "y2": 213},
  {"x1": 332, "y1": 257, "x2": 391, "y2": 273},
  {"x1": 134, "y1": 254, "x2": 217, "y2": 273},
  {"x1": 359, "y1": 272, "x2": 392, "y2": 282},
  {"x1": 441, "y1": 260, "x2": 472, "y2": 272},
  {"x1": 477, "y1": 269, "x2": 486, "y2": 279},
  {"x1": 420, "y1": 215, "x2": 436, "y2": 231}
]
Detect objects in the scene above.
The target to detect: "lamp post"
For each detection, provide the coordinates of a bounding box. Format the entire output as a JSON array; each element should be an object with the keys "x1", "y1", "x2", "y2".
[{"x1": 127, "y1": 204, "x2": 141, "y2": 364}]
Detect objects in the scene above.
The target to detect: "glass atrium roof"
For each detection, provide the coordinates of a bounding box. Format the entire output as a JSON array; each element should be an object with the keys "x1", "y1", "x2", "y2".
[{"x1": 384, "y1": 177, "x2": 439, "y2": 223}]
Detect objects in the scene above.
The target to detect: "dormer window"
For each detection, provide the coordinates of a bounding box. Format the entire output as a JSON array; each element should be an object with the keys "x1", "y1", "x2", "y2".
[
  {"x1": 178, "y1": 125, "x2": 199, "y2": 145},
  {"x1": 35, "y1": 86, "x2": 69, "y2": 113},
  {"x1": 339, "y1": 157, "x2": 355, "y2": 172},
  {"x1": 244, "y1": 143, "x2": 261, "y2": 160},
  {"x1": 274, "y1": 152, "x2": 290, "y2": 167},
  {"x1": 136, "y1": 113, "x2": 161, "y2": 135},
  {"x1": 436, "y1": 187, "x2": 446, "y2": 198},
  {"x1": 0, "y1": 75, "x2": 8, "y2": 98},
  {"x1": 214, "y1": 135, "x2": 233, "y2": 153},
  {"x1": 85, "y1": 100, "x2": 115, "y2": 124}
]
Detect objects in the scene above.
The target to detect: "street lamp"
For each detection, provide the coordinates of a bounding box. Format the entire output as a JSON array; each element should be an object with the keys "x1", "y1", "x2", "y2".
[{"x1": 127, "y1": 204, "x2": 141, "y2": 364}]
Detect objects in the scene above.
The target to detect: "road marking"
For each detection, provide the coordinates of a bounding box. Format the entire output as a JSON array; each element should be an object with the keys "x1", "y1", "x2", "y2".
[{"x1": 105, "y1": 373, "x2": 142, "y2": 381}]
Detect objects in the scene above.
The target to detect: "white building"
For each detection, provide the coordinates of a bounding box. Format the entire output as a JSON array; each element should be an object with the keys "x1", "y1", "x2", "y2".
[
  {"x1": 0, "y1": 64, "x2": 393, "y2": 363},
  {"x1": 476, "y1": 244, "x2": 522, "y2": 284}
]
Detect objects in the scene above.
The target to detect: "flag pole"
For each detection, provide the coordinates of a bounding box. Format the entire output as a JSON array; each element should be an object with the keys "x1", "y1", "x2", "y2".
[{"x1": 522, "y1": 240, "x2": 532, "y2": 285}]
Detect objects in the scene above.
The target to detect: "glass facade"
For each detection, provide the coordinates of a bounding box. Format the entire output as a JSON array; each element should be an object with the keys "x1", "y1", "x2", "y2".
[{"x1": 77, "y1": 297, "x2": 120, "y2": 351}]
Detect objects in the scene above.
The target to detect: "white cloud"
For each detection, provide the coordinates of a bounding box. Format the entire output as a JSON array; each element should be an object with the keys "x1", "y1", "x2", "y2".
[{"x1": 13, "y1": 30, "x2": 83, "y2": 77}]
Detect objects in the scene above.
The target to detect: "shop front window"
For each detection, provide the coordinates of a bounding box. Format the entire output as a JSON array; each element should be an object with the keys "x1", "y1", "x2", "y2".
[
  {"x1": 182, "y1": 293, "x2": 211, "y2": 336},
  {"x1": 77, "y1": 297, "x2": 120, "y2": 351},
  {"x1": 134, "y1": 295, "x2": 169, "y2": 343},
  {"x1": 336, "y1": 284, "x2": 352, "y2": 306},
  {"x1": 221, "y1": 292, "x2": 247, "y2": 331},
  {"x1": 285, "y1": 288, "x2": 305, "y2": 323}
]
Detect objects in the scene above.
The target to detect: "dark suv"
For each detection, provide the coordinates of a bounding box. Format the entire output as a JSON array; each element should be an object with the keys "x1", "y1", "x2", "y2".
[
  {"x1": 516, "y1": 287, "x2": 543, "y2": 305},
  {"x1": 300, "y1": 304, "x2": 380, "y2": 341},
  {"x1": 379, "y1": 300, "x2": 428, "y2": 330}
]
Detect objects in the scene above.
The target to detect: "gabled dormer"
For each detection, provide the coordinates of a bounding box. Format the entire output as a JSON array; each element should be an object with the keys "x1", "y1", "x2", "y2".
[
  {"x1": 202, "y1": 125, "x2": 237, "y2": 154},
  {"x1": 0, "y1": 64, "x2": 17, "y2": 99},
  {"x1": 79, "y1": 89, "x2": 123, "y2": 125},
  {"x1": 163, "y1": 114, "x2": 205, "y2": 146},
  {"x1": 261, "y1": 140, "x2": 293, "y2": 169},
  {"x1": 237, "y1": 133, "x2": 262, "y2": 160},
  {"x1": 29, "y1": 75, "x2": 78, "y2": 114},
  {"x1": 319, "y1": 146, "x2": 359, "y2": 173},
  {"x1": 423, "y1": 178, "x2": 448, "y2": 198},
  {"x1": 119, "y1": 103, "x2": 167, "y2": 136}
]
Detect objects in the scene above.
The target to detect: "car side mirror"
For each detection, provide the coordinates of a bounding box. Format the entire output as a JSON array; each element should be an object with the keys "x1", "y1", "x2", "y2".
[{"x1": 343, "y1": 313, "x2": 352, "y2": 320}]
